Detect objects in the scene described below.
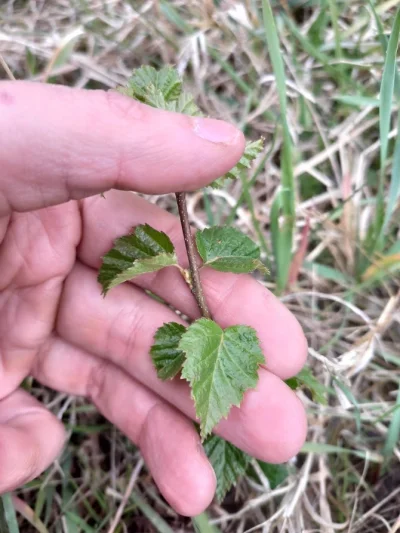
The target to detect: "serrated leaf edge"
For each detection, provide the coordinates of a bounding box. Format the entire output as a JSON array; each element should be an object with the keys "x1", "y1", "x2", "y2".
[
  {"x1": 195, "y1": 225, "x2": 269, "y2": 275},
  {"x1": 150, "y1": 321, "x2": 187, "y2": 381},
  {"x1": 203, "y1": 256, "x2": 269, "y2": 275},
  {"x1": 102, "y1": 252, "x2": 178, "y2": 295},
  {"x1": 179, "y1": 318, "x2": 264, "y2": 440}
]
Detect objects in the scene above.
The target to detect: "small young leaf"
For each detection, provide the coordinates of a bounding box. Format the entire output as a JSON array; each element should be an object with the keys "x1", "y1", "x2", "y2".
[
  {"x1": 285, "y1": 366, "x2": 327, "y2": 405},
  {"x1": 167, "y1": 92, "x2": 203, "y2": 116},
  {"x1": 203, "y1": 434, "x2": 250, "y2": 502},
  {"x1": 195, "y1": 226, "x2": 268, "y2": 274},
  {"x1": 118, "y1": 65, "x2": 182, "y2": 103},
  {"x1": 150, "y1": 322, "x2": 187, "y2": 380},
  {"x1": 116, "y1": 65, "x2": 202, "y2": 116},
  {"x1": 211, "y1": 139, "x2": 264, "y2": 189},
  {"x1": 98, "y1": 224, "x2": 178, "y2": 295},
  {"x1": 180, "y1": 318, "x2": 264, "y2": 439}
]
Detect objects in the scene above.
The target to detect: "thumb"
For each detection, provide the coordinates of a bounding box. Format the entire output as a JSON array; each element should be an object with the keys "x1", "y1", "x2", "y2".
[
  {"x1": 0, "y1": 390, "x2": 65, "y2": 493},
  {"x1": 0, "y1": 81, "x2": 245, "y2": 216}
]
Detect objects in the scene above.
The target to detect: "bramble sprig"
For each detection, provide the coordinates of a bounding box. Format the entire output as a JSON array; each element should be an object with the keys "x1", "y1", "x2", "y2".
[{"x1": 97, "y1": 65, "x2": 286, "y2": 501}]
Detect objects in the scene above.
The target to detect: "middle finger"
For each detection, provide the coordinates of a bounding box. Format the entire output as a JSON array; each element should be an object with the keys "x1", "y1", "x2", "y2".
[{"x1": 58, "y1": 262, "x2": 306, "y2": 462}]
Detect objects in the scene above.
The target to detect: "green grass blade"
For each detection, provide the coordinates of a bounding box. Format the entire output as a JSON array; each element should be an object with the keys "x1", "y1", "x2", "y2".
[
  {"x1": 208, "y1": 47, "x2": 252, "y2": 96},
  {"x1": 208, "y1": 48, "x2": 276, "y2": 123},
  {"x1": 130, "y1": 492, "x2": 174, "y2": 533},
  {"x1": 375, "y1": 8, "x2": 400, "y2": 248},
  {"x1": 239, "y1": 174, "x2": 270, "y2": 260},
  {"x1": 368, "y1": 0, "x2": 400, "y2": 99},
  {"x1": 192, "y1": 512, "x2": 221, "y2": 533},
  {"x1": 388, "y1": 240, "x2": 400, "y2": 254},
  {"x1": 367, "y1": 0, "x2": 387, "y2": 51},
  {"x1": 379, "y1": 7, "x2": 400, "y2": 176},
  {"x1": 301, "y1": 442, "x2": 382, "y2": 462},
  {"x1": 383, "y1": 113, "x2": 400, "y2": 234},
  {"x1": 261, "y1": 0, "x2": 295, "y2": 292},
  {"x1": 64, "y1": 512, "x2": 95, "y2": 533},
  {"x1": 333, "y1": 95, "x2": 380, "y2": 108},
  {"x1": 270, "y1": 189, "x2": 293, "y2": 290},
  {"x1": 261, "y1": 1, "x2": 294, "y2": 215},
  {"x1": 283, "y1": 14, "x2": 339, "y2": 77},
  {"x1": 303, "y1": 261, "x2": 351, "y2": 284},
  {"x1": 332, "y1": 377, "x2": 362, "y2": 433},
  {"x1": 202, "y1": 191, "x2": 214, "y2": 226},
  {"x1": 383, "y1": 383, "x2": 400, "y2": 466},
  {"x1": 159, "y1": 0, "x2": 193, "y2": 33},
  {"x1": 0, "y1": 494, "x2": 19, "y2": 533},
  {"x1": 363, "y1": 2, "x2": 400, "y2": 245},
  {"x1": 327, "y1": 0, "x2": 342, "y2": 63}
]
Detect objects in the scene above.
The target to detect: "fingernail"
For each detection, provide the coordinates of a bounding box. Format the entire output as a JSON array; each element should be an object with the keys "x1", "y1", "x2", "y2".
[{"x1": 193, "y1": 117, "x2": 239, "y2": 144}]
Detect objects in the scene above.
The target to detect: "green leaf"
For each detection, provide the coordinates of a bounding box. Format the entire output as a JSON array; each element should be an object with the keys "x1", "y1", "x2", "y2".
[
  {"x1": 211, "y1": 139, "x2": 264, "y2": 189},
  {"x1": 98, "y1": 224, "x2": 178, "y2": 295},
  {"x1": 195, "y1": 226, "x2": 268, "y2": 274},
  {"x1": 117, "y1": 65, "x2": 202, "y2": 116},
  {"x1": 257, "y1": 462, "x2": 289, "y2": 489},
  {"x1": 180, "y1": 318, "x2": 264, "y2": 439},
  {"x1": 119, "y1": 65, "x2": 182, "y2": 103},
  {"x1": 167, "y1": 91, "x2": 202, "y2": 116},
  {"x1": 150, "y1": 322, "x2": 187, "y2": 380},
  {"x1": 285, "y1": 366, "x2": 327, "y2": 405},
  {"x1": 203, "y1": 434, "x2": 250, "y2": 502}
]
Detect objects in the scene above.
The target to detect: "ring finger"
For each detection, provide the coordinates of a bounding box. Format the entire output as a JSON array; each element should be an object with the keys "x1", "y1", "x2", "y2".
[{"x1": 34, "y1": 336, "x2": 215, "y2": 516}]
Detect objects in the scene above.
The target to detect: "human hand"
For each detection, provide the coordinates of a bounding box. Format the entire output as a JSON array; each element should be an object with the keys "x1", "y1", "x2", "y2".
[{"x1": 0, "y1": 81, "x2": 307, "y2": 516}]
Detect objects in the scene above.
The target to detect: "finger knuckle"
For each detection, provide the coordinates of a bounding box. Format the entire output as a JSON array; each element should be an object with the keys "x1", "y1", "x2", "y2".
[
  {"x1": 87, "y1": 359, "x2": 110, "y2": 403},
  {"x1": 206, "y1": 275, "x2": 242, "y2": 317},
  {"x1": 106, "y1": 304, "x2": 146, "y2": 364}
]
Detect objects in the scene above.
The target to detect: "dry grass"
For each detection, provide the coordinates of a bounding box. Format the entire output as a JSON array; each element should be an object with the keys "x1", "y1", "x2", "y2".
[{"x1": 1, "y1": 0, "x2": 400, "y2": 532}]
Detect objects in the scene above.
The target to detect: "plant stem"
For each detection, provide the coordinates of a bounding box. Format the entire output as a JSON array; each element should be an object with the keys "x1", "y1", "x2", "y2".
[{"x1": 175, "y1": 192, "x2": 211, "y2": 319}]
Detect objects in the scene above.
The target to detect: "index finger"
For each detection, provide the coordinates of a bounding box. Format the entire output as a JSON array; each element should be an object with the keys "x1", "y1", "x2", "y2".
[{"x1": 0, "y1": 81, "x2": 244, "y2": 216}]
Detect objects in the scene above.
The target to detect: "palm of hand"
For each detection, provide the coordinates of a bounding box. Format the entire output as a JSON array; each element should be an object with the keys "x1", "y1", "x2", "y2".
[{"x1": 0, "y1": 81, "x2": 307, "y2": 516}]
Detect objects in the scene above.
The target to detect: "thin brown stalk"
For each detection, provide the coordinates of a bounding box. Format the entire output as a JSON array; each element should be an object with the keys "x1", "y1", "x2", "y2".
[{"x1": 175, "y1": 192, "x2": 211, "y2": 319}]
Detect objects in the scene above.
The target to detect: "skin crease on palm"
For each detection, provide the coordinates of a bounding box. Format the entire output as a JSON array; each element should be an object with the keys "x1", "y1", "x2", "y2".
[{"x1": 0, "y1": 81, "x2": 308, "y2": 517}]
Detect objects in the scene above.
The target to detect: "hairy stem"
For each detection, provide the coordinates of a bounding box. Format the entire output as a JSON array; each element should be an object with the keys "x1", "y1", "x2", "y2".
[{"x1": 175, "y1": 192, "x2": 211, "y2": 319}]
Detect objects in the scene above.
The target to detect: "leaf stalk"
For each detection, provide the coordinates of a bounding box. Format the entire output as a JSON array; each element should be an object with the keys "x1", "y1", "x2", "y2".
[{"x1": 175, "y1": 192, "x2": 211, "y2": 319}]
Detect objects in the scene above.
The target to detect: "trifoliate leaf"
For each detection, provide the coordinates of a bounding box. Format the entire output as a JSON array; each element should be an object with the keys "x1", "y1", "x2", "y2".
[
  {"x1": 180, "y1": 318, "x2": 264, "y2": 439},
  {"x1": 195, "y1": 226, "x2": 268, "y2": 274},
  {"x1": 150, "y1": 322, "x2": 187, "y2": 380},
  {"x1": 210, "y1": 139, "x2": 264, "y2": 189},
  {"x1": 203, "y1": 434, "x2": 250, "y2": 502},
  {"x1": 285, "y1": 366, "x2": 327, "y2": 405},
  {"x1": 98, "y1": 224, "x2": 178, "y2": 295}
]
